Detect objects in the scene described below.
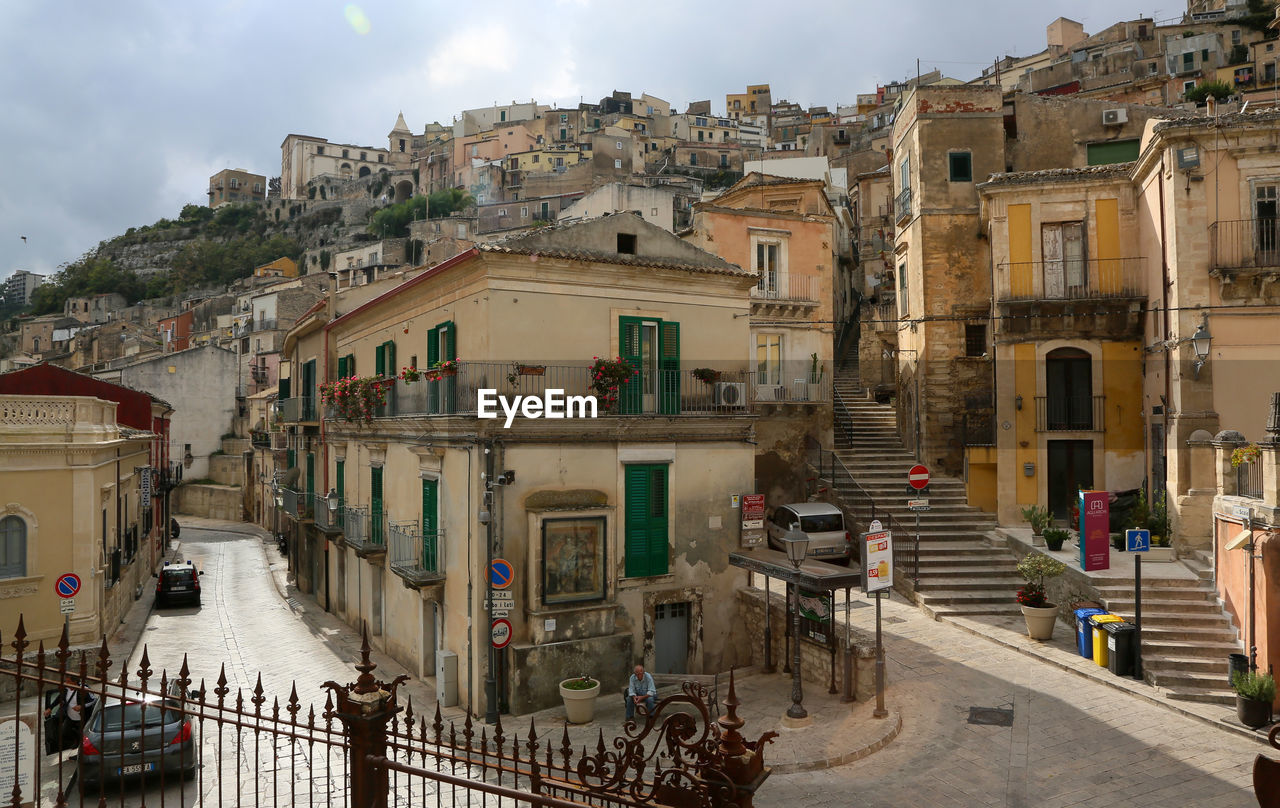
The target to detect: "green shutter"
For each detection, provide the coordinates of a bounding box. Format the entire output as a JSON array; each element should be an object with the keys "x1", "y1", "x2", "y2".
[
  {"x1": 345, "y1": 354, "x2": 355, "y2": 377},
  {"x1": 618, "y1": 317, "x2": 643, "y2": 415},
  {"x1": 303, "y1": 359, "x2": 316, "y2": 419},
  {"x1": 336, "y1": 460, "x2": 345, "y2": 509},
  {"x1": 422, "y1": 478, "x2": 439, "y2": 571},
  {"x1": 624, "y1": 464, "x2": 668, "y2": 577},
  {"x1": 375, "y1": 343, "x2": 386, "y2": 377},
  {"x1": 441, "y1": 322, "x2": 456, "y2": 414},
  {"x1": 426, "y1": 324, "x2": 440, "y2": 413},
  {"x1": 371, "y1": 467, "x2": 384, "y2": 545},
  {"x1": 1086, "y1": 139, "x2": 1139, "y2": 166},
  {"x1": 658, "y1": 321, "x2": 680, "y2": 415},
  {"x1": 279, "y1": 376, "x2": 291, "y2": 400},
  {"x1": 305, "y1": 453, "x2": 315, "y2": 499},
  {"x1": 337, "y1": 356, "x2": 347, "y2": 379},
  {"x1": 287, "y1": 448, "x2": 296, "y2": 470},
  {"x1": 384, "y1": 340, "x2": 397, "y2": 377}
]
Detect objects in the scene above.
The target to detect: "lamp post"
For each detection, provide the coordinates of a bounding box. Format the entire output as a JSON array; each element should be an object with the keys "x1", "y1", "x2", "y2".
[
  {"x1": 1191, "y1": 316, "x2": 1212, "y2": 379},
  {"x1": 784, "y1": 530, "x2": 810, "y2": 721}
]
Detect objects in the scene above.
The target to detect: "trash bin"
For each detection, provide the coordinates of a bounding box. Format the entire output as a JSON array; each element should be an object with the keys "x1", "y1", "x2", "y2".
[
  {"x1": 1104, "y1": 622, "x2": 1138, "y2": 676},
  {"x1": 1229, "y1": 653, "x2": 1249, "y2": 688},
  {"x1": 1090, "y1": 614, "x2": 1124, "y2": 667},
  {"x1": 1075, "y1": 608, "x2": 1108, "y2": 659}
]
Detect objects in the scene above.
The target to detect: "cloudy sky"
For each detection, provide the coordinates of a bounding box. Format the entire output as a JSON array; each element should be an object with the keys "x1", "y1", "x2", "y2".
[{"x1": 1, "y1": 0, "x2": 1167, "y2": 281}]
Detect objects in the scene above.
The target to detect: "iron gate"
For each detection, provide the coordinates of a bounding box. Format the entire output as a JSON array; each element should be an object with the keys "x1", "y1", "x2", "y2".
[{"x1": 0, "y1": 616, "x2": 773, "y2": 807}]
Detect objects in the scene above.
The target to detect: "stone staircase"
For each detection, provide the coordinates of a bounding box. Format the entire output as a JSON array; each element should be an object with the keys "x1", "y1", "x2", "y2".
[
  {"x1": 1095, "y1": 569, "x2": 1243, "y2": 705},
  {"x1": 830, "y1": 367, "x2": 1021, "y2": 618}
]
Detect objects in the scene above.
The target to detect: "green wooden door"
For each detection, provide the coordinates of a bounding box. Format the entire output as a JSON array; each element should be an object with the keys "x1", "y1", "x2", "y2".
[
  {"x1": 421, "y1": 478, "x2": 438, "y2": 570},
  {"x1": 624, "y1": 464, "x2": 668, "y2": 577},
  {"x1": 335, "y1": 460, "x2": 345, "y2": 509},
  {"x1": 305, "y1": 453, "x2": 314, "y2": 499},
  {"x1": 658, "y1": 321, "x2": 680, "y2": 415},
  {"x1": 302, "y1": 360, "x2": 316, "y2": 419},
  {"x1": 619, "y1": 317, "x2": 644, "y2": 414},
  {"x1": 371, "y1": 467, "x2": 384, "y2": 545}
]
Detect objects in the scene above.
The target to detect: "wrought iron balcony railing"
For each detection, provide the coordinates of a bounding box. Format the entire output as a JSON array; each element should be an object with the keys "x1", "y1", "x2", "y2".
[
  {"x1": 1034, "y1": 395, "x2": 1106, "y2": 432},
  {"x1": 894, "y1": 187, "x2": 912, "y2": 223},
  {"x1": 311, "y1": 494, "x2": 343, "y2": 532},
  {"x1": 389, "y1": 523, "x2": 445, "y2": 586},
  {"x1": 750, "y1": 274, "x2": 819, "y2": 304},
  {"x1": 322, "y1": 363, "x2": 832, "y2": 423},
  {"x1": 342, "y1": 505, "x2": 386, "y2": 553},
  {"x1": 996, "y1": 258, "x2": 1145, "y2": 302},
  {"x1": 1210, "y1": 218, "x2": 1280, "y2": 271},
  {"x1": 278, "y1": 397, "x2": 317, "y2": 422}
]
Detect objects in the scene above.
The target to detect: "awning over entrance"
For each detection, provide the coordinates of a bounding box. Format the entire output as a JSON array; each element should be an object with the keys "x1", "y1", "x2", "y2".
[{"x1": 729, "y1": 549, "x2": 863, "y2": 590}]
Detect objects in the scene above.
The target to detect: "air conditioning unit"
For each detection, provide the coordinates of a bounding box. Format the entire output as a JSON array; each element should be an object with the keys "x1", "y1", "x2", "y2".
[
  {"x1": 755, "y1": 384, "x2": 786, "y2": 402},
  {"x1": 1102, "y1": 108, "x2": 1128, "y2": 125},
  {"x1": 714, "y1": 382, "x2": 746, "y2": 407}
]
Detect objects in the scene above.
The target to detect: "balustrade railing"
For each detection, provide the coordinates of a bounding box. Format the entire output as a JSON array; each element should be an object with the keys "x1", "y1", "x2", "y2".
[
  {"x1": 751, "y1": 274, "x2": 819, "y2": 303},
  {"x1": 1210, "y1": 218, "x2": 1280, "y2": 270},
  {"x1": 1237, "y1": 461, "x2": 1264, "y2": 499}
]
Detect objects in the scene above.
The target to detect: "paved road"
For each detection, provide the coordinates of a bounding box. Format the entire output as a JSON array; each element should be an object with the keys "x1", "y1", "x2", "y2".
[{"x1": 758, "y1": 594, "x2": 1262, "y2": 808}]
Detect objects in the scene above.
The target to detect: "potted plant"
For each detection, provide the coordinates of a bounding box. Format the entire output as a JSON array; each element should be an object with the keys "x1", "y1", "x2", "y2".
[
  {"x1": 516, "y1": 363, "x2": 546, "y2": 376},
  {"x1": 1020, "y1": 505, "x2": 1051, "y2": 538},
  {"x1": 1042, "y1": 527, "x2": 1069, "y2": 552},
  {"x1": 1232, "y1": 669, "x2": 1275, "y2": 729},
  {"x1": 589, "y1": 356, "x2": 637, "y2": 413},
  {"x1": 691, "y1": 367, "x2": 722, "y2": 385},
  {"x1": 558, "y1": 674, "x2": 601, "y2": 724},
  {"x1": 1232, "y1": 444, "x2": 1262, "y2": 468},
  {"x1": 1016, "y1": 552, "x2": 1067, "y2": 640},
  {"x1": 399, "y1": 365, "x2": 422, "y2": 383}
]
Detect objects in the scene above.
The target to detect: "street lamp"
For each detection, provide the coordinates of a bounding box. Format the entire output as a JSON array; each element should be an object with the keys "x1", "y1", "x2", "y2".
[
  {"x1": 784, "y1": 529, "x2": 809, "y2": 720},
  {"x1": 1191, "y1": 316, "x2": 1212, "y2": 379},
  {"x1": 326, "y1": 488, "x2": 340, "y2": 515}
]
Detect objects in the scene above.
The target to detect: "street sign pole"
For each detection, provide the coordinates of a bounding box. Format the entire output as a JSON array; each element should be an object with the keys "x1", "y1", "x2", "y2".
[
  {"x1": 873, "y1": 591, "x2": 887, "y2": 719},
  {"x1": 1134, "y1": 553, "x2": 1143, "y2": 680}
]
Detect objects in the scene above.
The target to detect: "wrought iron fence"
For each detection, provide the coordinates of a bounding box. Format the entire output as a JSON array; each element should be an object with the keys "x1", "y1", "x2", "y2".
[
  {"x1": 342, "y1": 505, "x2": 384, "y2": 550},
  {"x1": 1034, "y1": 395, "x2": 1106, "y2": 432},
  {"x1": 311, "y1": 494, "x2": 342, "y2": 532},
  {"x1": 388, "y1": 523, "x2": 445, "y2": 585},
  {"x1": 0, "y1": 619, "x2": 768, "y2": 807},
  {"x1": 750, "y1": 274, "x2": 819, "y2": 303}
]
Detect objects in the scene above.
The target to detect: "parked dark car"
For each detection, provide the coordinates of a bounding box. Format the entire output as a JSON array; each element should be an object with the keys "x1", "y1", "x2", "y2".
[
  {"x1": 155, "y1": 562, "x2": 203, "y2": 608},
  {"x1": 78, "y1": 685, "x2": 197, "y2": 786}
]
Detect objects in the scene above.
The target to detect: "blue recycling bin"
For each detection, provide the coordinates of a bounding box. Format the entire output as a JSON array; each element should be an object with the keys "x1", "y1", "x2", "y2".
[{"x1": 1075, "y1": 608, "x2": 1108, "y2": 658}]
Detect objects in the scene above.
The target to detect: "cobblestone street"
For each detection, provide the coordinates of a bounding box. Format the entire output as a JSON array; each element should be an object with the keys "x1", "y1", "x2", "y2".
[{"x1": 759, "y1": 593, "x2": 1263, "y2": 808}]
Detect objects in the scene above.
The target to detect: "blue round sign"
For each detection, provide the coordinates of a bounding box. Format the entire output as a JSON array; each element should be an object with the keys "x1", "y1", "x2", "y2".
[
  {"x1": 55, "y1": 573, "x2": 81, "y2": 599},
  {"x1": 489, "y1": 559, "x2": 514, "y2": 590}
]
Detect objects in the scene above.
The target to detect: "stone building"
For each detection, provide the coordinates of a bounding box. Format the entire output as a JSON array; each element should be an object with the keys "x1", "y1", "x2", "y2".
[
  {"x1": 280, "y1": 123, "x2": 397, "y2": 200},
  {"x1": 64, "y1": 292, "x2": 128, "y2": 324},
  {"x1": 208, "y1": 168, "x2": 267, "y2": 208},
  {"x1": 272, "y1": 215, "x2": 764, "y2": 717}
]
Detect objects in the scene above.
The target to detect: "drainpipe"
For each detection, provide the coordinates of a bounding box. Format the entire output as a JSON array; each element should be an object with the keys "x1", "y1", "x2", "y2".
[{"x1": 1157, "y1": 159, "x2": 1171, "y2": 500}]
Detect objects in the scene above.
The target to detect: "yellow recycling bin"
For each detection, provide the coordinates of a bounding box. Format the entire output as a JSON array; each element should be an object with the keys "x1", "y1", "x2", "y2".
[{"x1": 1090, "y1": 614, "x2": 1124, "y2": 667}]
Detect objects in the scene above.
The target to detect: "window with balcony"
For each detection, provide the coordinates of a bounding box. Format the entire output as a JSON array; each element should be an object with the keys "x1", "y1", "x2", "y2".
[
  {"x1": 1041, "y1": 222, "x2": 1086, "y2": 297},
  {"x1": 753, "y1": 238, "x2": 784, "y2": 296},
  {"x1": 619, "y1": 317, "x2": 679, "y2": 415},
  {"x1": 756, "y1": 334, "x2": 783, "y2": 385},
  {"x1": 1044, "y1": 348, "x2": 1093, "y2": 430}
]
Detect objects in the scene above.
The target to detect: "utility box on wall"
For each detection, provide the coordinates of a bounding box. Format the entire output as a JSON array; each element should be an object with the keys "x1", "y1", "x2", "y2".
[{"x1": 436, "y1": 650, "x2": 458, "y2": 707}]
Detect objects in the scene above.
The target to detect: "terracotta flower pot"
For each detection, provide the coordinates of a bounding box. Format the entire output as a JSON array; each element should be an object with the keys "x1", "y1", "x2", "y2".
[{"x1": 1021, "y1": 603, "x2": 1058, "y2": 640}]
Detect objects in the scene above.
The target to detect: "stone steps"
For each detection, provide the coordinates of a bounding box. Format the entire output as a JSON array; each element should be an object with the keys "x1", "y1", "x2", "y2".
[
  {"x1": 1141, "y1": 639, "x2": 1244, "y2": 659},
  {"x1": 1158, "y1": 686, "x2": 1236, "y2": 706}
]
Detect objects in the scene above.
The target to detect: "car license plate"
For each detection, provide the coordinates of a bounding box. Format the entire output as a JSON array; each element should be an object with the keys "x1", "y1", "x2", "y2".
[
  {"x1": 813, "y1": 547, "x2": 835, "y2": 555},
  {"x1": 170, "y1": 586, "x2": 188, "y2": 591},
  {"x1": 119, "y1": 763, "x2": 155, "y2": 776}
]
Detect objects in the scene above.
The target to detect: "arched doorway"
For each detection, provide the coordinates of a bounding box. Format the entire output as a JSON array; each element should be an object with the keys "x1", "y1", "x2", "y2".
[
  {"x1": 340, "y1": 163, "x2": 353, "y2": 180},
  {"x1": 394, "y1": 180, "x2": 414, "y2": 203},
  {"x1": 358, "y1": 166, "x2": 371, "y2": 178}
]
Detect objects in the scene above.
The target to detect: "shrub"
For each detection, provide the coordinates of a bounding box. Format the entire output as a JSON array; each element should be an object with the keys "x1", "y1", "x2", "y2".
[
  {"x1": 1233, "y1": 670, "x2": 1276, "y2": 702},
  {"x1": 1016, "y1": 552, "x2": 1067, "y2": 608},
  {"x1": 1020, "y1": 505, "x2": 1051, "y2": 534}
]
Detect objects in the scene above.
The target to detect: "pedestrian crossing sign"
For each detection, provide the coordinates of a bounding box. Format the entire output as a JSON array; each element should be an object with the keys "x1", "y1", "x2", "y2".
[{"x1": 1126, "y1": 529, "x2": 1150, "y2": 553}]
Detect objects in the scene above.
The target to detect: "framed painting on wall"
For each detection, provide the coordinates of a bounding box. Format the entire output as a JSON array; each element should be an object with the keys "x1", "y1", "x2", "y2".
[{"x1": 542, "y1": 517, "x2": 606, "y2": 605}]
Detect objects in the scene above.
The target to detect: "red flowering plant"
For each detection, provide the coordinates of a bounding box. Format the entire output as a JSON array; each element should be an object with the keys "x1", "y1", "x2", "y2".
[
  {"x1": 319, "y1": 375, "x2": 390, "y2": 423},
  {"x1": 1015, "y1": 553, "x2": 1066, "y2": 609},
  {"x1": 399, "y1": 365, "x2": 422, "y2": 383},
  {"x1": 589, "y1": 356, "x2": 638, "y2": 413},
  {"x1": 423, "y1": 357, "x2": 461, "y2": 381}
]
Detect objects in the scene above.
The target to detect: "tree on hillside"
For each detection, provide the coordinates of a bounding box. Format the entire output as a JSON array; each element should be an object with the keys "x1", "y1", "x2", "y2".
[
  {"x1": 368, "y1": 190, "x2": 474, "y2": 238},
  {"x1": 29, "y1": 257, "x2": 145, "y2": 315}
]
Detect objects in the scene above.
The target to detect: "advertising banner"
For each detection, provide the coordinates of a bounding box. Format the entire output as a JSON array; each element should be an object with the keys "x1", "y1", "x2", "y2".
[
  {"x1": 861, "y1": 529, "x2": 893, "y2": 593},
  {"x1": 1079, "y1": 490, "x2": 1110, "y2": 571}
]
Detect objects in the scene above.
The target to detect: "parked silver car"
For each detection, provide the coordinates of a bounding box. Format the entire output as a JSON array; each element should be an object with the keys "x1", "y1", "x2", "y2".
[
  {"x1": 77, "y1": 686, "x2": 197, "y2": 787},
  {"x1": 766, "y1": 502, "x2": 851, "y2": 563}
]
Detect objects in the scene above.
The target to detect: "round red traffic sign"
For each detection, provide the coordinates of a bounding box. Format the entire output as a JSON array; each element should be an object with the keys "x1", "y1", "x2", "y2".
[
  {"x1": 491, "y1": 618, "x2": 512, "y2": 649},
  {"x1": 907, "y1": 464, "x2": 930, "y2": 490},
  {"x1": 55, "y1": 573, "x2": 82, "y2": 599}
]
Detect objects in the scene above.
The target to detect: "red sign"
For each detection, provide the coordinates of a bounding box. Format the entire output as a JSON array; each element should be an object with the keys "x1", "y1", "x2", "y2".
[
  {"x1": 742, "y1": 494, "x2": 765, "y2": 521},
  {"x1": 491, "y1": 618, "x2": 512, "y2": 649},
  {"x1": 907, "y1": 465, "x2": 930, "y2": 490},
  {"x1": 55, "y1": 573, "x2": 82, "y2": 599},
  {"x1": 1078, "y1": 491, "x2": 1110, "y2": 572}
]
